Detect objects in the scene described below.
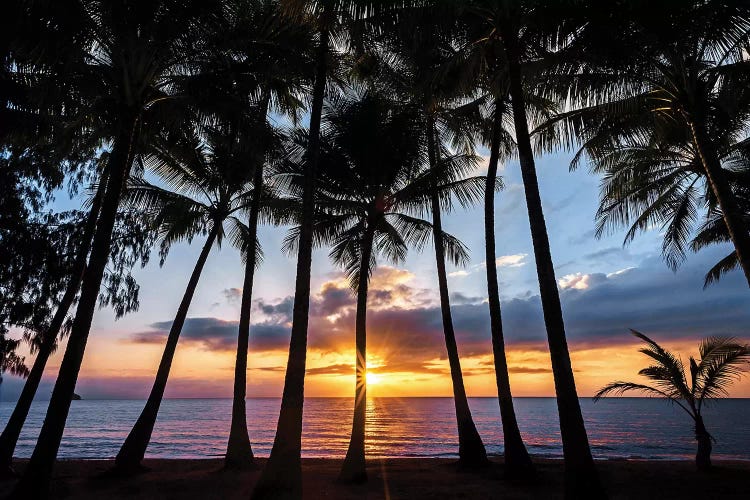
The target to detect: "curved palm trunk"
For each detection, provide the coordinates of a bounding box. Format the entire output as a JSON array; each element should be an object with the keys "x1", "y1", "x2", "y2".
[
  {"x1": 686, "y1": 118, "x2": 750, "y2": 287},
  {"x1": 500, "y1": 25, "x2": 604, "y2": 499},
  {"x1": 9, "y1": 113, "x2": 140, "y2": 499},
  {"x1": 251, "y1": 22, "x2": 329, "y2": 500},
  {"x1": 484, "y1": 98, "x2": 534, "y2": 477},
  {"x1": 427, "y1": 119, "x2": 488, "y2": 468},
  {"x1": 224, "y1": 164, "x2": 265, "y2": 470},
  {"x1": 695, "y1": 415, "x2": 712, "y2": 470},
  {"x1": 115, "y1": 227, "x2": 218, "y2": 472},
  {"x1": 0, "y1": 176, "x2": 107, "y2": 475},
  {"x1": 339, "y1": 226, "x2": 375, "y2": 483}
]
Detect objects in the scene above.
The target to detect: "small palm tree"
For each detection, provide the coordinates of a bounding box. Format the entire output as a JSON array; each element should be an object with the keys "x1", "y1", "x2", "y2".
[
  {"x1": 114, "y1": 120, "x2": 264, "y2": 473},
  {"x1": 594, "y1": 330, "x2": 750, "y2": 470}
]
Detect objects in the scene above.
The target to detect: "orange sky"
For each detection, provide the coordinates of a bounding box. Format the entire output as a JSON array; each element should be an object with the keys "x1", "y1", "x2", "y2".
[{"x1": 26, "y1": 266, "x2": 750, "y2": 400}]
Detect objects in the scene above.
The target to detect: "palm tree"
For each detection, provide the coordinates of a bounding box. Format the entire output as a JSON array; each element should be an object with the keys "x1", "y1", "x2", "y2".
[
  {"x1": 209, "y1": 0, "x2": 312, "y2": 471},
  {"x1": 132, "y1": 0, "x2": 312, "y2": 472},
  {"x1": 286, "y1": 92, "x2": 481, "y2": 482},
  {"x1": 692, "y1": 175, "x2": 750, "y2": 286},
  {"x1": 595, "y1": 330, "x2": 750, "y2": 470},
  {"x1": 483, "y1": 99, "x2": 536, "y2": 476},
  {"x1": 563, "y1": 121, "x2": 750, "y2": 288},
  {"x1": 366, "y1": 6, "x2": 491, "y2": 468},
  {"x1": 427, "y1": 124, "x2": 489, "y2": 468},
  {"x1": 250, "y1": 0, "x2": 331, "y2": 496},
  {"x1": 114, "y1": 120, "x2": 265, "y2": 473},
  {"x1": 225, "y1": 156, "x2": 266, "y2": 470},
  {"x1": 251, "y1": 1, "x2": 407, "y2": 495},
  {"x1": 9, "y1": 2, "x2": 223, "y2": 496},
  {"x1": 461, "y1": 1, "x2": 605, "y2": 496},
  {"x1": 457, "y1": 6, "x2": 542, "y2": 475},
  {"x1": 541, "y1": 0, "x2": 750, "y2": 286}
]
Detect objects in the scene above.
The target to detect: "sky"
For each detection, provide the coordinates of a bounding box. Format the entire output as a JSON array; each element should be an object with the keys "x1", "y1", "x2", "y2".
[{"x1": 3, "y1": 148, "x2": 750, "y2": 401}]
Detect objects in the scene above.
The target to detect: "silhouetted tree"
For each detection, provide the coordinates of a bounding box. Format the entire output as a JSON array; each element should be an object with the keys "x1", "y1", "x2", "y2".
[
  {"x1": 115, "y1": 120, "x2": 267, "y2": 473},
  {"x1": 595, "y1": 330, "x2": 750, "y2": 470}
]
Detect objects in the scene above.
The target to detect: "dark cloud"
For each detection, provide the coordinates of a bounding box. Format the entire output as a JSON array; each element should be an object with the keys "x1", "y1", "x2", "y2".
[
  {"x1": 305, "y1": 364, "x2": 353, "y2": 376},
  {"x1": 222, "y1": 288, "x2": 242, "y2": 304},
  {"x1": 256, "y1": 296, "x2": 294, "y2": 321},
  {"x1": 508, "y1": 367, "x2": 553, "y2": 374},
  {"x1": 370, "y1": 289, "x2": 393, "y2": 304},
  {"x1": 312, "y1": 282, "x2": 356, "y2": 316},
  {"x1": 129, "y1": 246, "x2": 749, "y2": 379},
  {"x1": 583, "y1": 246, "x2": 628, "y2": 261},
  {"x1": 130, "y1": 317, "x2": 291, "y2": 353},
  {"x1": 131, "y1": 317, "x2": 238, "y2": 351},
  {"x1": 547, "y1": 192, "x2": 579, "y2": 212},
  {"x1": 567, "y1": 229, "x2": 597, "y2": 246},
  {"x1": 450, "y1": 292, "x2": 484, "y2": 305}
]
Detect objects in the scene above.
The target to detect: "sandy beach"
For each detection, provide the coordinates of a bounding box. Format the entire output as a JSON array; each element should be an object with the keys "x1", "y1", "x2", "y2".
[{"x1": 0, "y1": 458, "x2": 748, "y2": 499}]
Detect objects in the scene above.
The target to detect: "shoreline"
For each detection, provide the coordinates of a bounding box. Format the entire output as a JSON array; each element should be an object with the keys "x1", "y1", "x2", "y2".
[{"x1": 1, "y1": 458, "x2": 748, "y2": 499}]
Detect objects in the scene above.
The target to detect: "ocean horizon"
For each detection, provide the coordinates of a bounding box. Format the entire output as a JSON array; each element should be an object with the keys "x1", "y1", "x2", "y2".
[{"x1": 2, "y1": 397, "x2": 748, "y2": 462}]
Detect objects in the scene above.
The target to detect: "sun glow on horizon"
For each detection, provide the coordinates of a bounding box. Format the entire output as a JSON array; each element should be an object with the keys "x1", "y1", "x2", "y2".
[{"x1": 366, "y1": 371, "x2": 382, "y2": 385}]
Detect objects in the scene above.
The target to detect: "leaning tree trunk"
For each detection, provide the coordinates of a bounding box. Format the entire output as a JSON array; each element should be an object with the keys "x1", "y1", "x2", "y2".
[
  {"x1": 0, "y1": 174, "x2": 107, "y2": 476},
  {"x1": 250, "y1": 21, "x2": 329, "y2": 500},
  {"x1": 686, "y1": 117, "x2": 750, "y2": 287},
  {"x1": 115, "y1": 226, "x2": 218, "y2": 472},
  {"x1": 484, "y1": 97, "x2": 534, "y2": 477},
  {"x1": 224, "y1": 163, "x2": 265, "y2": 470},
  {"x1": 339, "y1": 226, "x2": 375, "y2": 483},
  {"x1": 500, "y1": 24, "x2": 604, "y2": 500},
  {"x1": 9, "y1": 112, "x2": 141, "y2": 500},
  {"x1": 694, "y1": 415, "x2": 712, "y2": 471},
  {"x1": 427, "y1": 118, "x2": 488, "y2": 468}
]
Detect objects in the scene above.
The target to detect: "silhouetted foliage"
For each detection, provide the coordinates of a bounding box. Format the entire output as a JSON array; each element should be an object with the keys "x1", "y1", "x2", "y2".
[{"x1": 595, "y1": 330, "x2": 750, "y2": 470}]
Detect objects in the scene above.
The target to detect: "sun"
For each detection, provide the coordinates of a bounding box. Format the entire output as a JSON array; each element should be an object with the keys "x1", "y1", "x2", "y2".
[{"x1": 365, "y1": 371, "x2": 382, "y2": 385}]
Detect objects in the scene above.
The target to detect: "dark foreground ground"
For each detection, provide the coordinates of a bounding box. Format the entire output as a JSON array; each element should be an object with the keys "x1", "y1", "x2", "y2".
[{"x1": 0, "y1": 458, "x2": 748, "y2": 499}]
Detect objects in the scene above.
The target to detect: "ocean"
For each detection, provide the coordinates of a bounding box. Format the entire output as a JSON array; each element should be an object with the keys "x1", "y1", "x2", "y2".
[{"x1": 1, "y1": 398, "x2": 748, "y2": 461}]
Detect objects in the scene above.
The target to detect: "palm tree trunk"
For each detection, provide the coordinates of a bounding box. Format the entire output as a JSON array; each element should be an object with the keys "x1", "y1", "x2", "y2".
[
  {"x1": 694, "y1": 415, "x2": 712, "y2": 471},
  {"x1": 251, "y1": 19, "x2": 329, "y2": 500},
  {"x1": 686, "y1": 117, "x2": 750, "y2": 287},
  {"x1": 484, "y1": 97, "x2": 534, "y2": 477},
  {"x1": 114, "y1": 226, "x2": 218, "y2": 472},
  {"x1": 500, "y1": 25, "x2": 604, "y2": 499},
  {"x1": 339, "y1": 226, "x2": 375, "y2": 483},
  {"x1": 0, "y1": 175, "x2": 107, "y2": 476},
  {"x1": 427, "y1": 118, "x2": 488, "y2": 468},
  {"x1": 224, "y1": 163, "x2": 265, "y2": 470},
  {"x1": 9, "y1": 113, "x2": 141, "y2": 499}
]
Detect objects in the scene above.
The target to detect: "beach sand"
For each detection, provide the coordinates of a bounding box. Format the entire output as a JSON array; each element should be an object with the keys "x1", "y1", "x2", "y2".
[{"x1": 0, "y1": 458, "x2": 748, "y2": 499}]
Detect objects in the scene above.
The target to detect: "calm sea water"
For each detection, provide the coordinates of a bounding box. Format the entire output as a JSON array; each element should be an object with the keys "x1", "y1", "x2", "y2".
[{"x1": 0, "y1": 398, "x2": 748, "y2": 461}]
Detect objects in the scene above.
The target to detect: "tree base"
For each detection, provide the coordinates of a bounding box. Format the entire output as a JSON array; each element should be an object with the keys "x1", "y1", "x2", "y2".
[
  {"x1": 223, "y1": 456, "x2": 258, "y2": 471},
  {"x1": 564, "y1": 465, "x2": 607, "y2": 500},
  {"x1": 337, "y1": 466, "x2": 367, "y2": 484},
  {"x1": 456, "y1": 456, "x2": 490, "y2": 471},
  {"x1": 503, "y1": 460, "x2": 536, "y2": 481},
  {"x1": 0, "y1": 464, "x2": 18, "y2": 480}
]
